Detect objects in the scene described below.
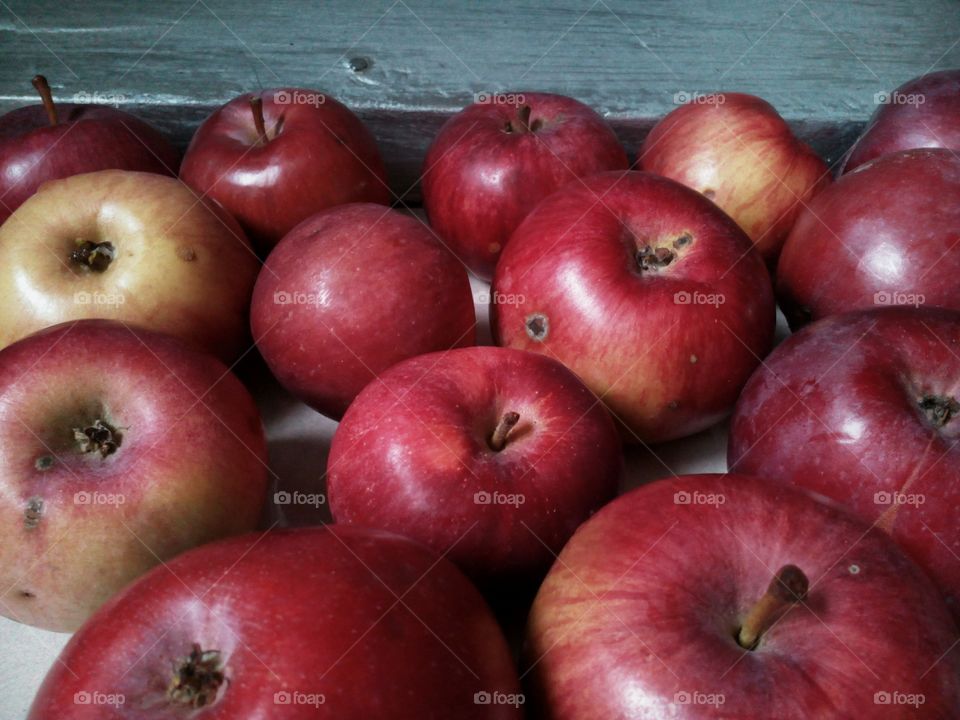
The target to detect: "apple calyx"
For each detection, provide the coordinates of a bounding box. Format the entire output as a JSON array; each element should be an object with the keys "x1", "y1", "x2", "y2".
[
  {"x1": 919, "y1": 394, "x2": 960, "y2": 428},
  {"x1": 168, "y1": 644, "x2": 226, "y2": 709},
  {"x1": 736, "y1": 564, "x2": 808, "y2": 650},
  {"x1": 489, "y1": 411, "x2": 521, "y2": 451},
  {"x1": 31, "y1": 75, "x2": 59, "y2": 127},
  {"x1": 633, "y1": 234, "x2": 692, "y2": 273},
  {"x1": 249, "y1": 96, "x2": 269, "y2": 146},
  {"x1": 71, "y1": 240, "x2": 115, "y2": 272},
  {"x1": 636, "y1": 245, "x2": 676, "y2": 271},
  {"x1": 504, "y1": 105, "x2": 543, "y2": 134},
  {"x1": 73, "y1": 419, "x2": 121, "y2": 457}
]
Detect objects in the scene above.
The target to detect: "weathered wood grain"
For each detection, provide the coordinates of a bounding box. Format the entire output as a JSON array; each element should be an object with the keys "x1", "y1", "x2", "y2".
[{"x1": 0, "y1": 0, "x2": 956, "y2": 195}]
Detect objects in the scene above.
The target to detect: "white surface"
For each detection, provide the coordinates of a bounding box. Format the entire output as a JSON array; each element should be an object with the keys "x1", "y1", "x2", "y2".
[{"x1": 0, "y1": 275, "x2": 786, "y2": 718}]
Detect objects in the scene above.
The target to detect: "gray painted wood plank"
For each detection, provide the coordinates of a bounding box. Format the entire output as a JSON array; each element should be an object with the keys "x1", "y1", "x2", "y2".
[{"x1": 0, "y1": 0, "x2": 956, "y2": 195}]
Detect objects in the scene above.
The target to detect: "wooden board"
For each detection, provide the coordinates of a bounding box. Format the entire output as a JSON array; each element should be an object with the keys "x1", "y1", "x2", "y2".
[{"x1": 1, "y1": 0, "x2": 958, "y2": 196}]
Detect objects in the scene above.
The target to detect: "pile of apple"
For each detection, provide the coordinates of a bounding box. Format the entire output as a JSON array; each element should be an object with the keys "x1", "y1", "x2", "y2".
[{"x1": 1, "y1": 67, "x2": 959, "y2": 719}]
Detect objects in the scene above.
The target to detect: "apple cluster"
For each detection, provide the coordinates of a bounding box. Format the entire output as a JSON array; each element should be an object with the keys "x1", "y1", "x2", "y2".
[{"x1": 0, "y1": 68, "x2": 958, "y2": 718}]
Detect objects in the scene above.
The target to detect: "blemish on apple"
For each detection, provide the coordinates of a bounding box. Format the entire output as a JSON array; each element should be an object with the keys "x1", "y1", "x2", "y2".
[
  {"x1": 177, "y1": 246, "x2": 197, "y2": 262},
  {"x1": 525, "y1": 313, "x2": 549, "y2": 342},
  {"x1": 24, "y1": 497, "x2": 43, "y2": 529},
  {"x1": 34, "y1": 454, "x2": 55, "y2": 471}
]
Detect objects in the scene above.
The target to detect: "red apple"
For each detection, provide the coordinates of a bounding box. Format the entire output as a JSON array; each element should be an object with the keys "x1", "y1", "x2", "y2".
[
  {"x1": 28, "y1": 525, "x2": 523, "y2": 719},
  {"x1": 327, "y1": 346, "x2": 621, "y2": 583},
  {"x1": 0, "y1": 169, "x2": 260, "y2": 362},
  {"x1": 776, "y1": 149, "x2": 960, "y2": 328},
  {"x1": 842, "y1": 69, "x2": 960, "y2": 174},
  {"x1": 729, "y1": 306, "x2": 960, "y2": 619},
  {"x1": 421, "y1": 92, "x2": 628, "y2": 280},
  {"x1": 0, "y1": 76, "x2": 179, "y2": 224},
  {"x1": 251, "y1": 203, "x2": 476, "y2": 419},
  {"x1": 640, "y1": 92, "x2": 830, "y2": 263},
  {"x1": 0, "y1": 319, "x2": 268, "y2": 632},
  {"x1": 527, "y1": 473, "x2": 960, "y2": 719},
  {"x1": 181, "y1": 88, "x2": 390, "y2": 252},
  {"x1": 492, "y1": 170, "x2": 775, "y2": 443}
]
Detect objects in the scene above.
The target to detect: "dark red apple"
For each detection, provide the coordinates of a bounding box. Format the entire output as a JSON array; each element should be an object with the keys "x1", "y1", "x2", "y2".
[
  {"x1": 251, "y1": 203, "x2": 476, "y2": 419},
  {"x1": 640, "y1": 92, "x2": 830, "y2": 263},
  {"x1": 328, "y1": 346, "x2": 621, "y2": 582},
  {"x1": 729, "y1": 306, "x2": 960, "y2": 619},
  {"x1": 181, "y1": 88, "x2": 390, "y2": 252},
  {"x1": 492, "y1": 171, "x2": 775, "y2": 443},
  {"x1": 777, "y1": 149, "x2": 960, "y2": 328},
  {"x1": 0, "y1": 76, "x2": 179, "y2": 223},
  {"x1": 0, "y1": 169, "x2": 260, "y2": 363},
  {"x1": 0, "y1": 319, "x2": 268, "y2": 632},
  {"x1": 28, "y1": 525, "x2": 523, "y2": 719},
  {"x1": 842, "y1": 69, "x2": 960, "y2": 174},
  {"x1": 527, "y1": 473, "x2": 960, "y2": 719},
  {"x1": 421, "y1": 92, "x2": 628, "y2": 280}
]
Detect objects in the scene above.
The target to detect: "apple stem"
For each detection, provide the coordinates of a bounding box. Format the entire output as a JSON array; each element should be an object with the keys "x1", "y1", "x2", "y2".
[
  {"x1": 504, "y1": 105, "x2": 542, "y2": 134},
  {"x1": 31, "y1": 75, "x2": 59, "y2": 127},
  {"x1": 489, "y1": 411, "x2": 521, "y2": 451},
  {"x1": 736, "y1": 564, "x2": 808, "y2": 650},
  {"x1": 249, "y1": 95, "x2": 268, "y2": 145}
]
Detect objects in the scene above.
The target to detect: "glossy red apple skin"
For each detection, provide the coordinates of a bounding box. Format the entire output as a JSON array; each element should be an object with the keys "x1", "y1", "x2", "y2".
[
  {"x1": 0, "y1": 103, "x2": 179, "y2": 223},
  {"x1": 777, "y1": 149, "x2": 960, "y2": 329},
  {"x1": 527, "y1": 473, "x2": 960, "y2": 719},
  {"x1": 0, "y1": 320, "x2": 268, "y2": 632},
  {"x1": 328, "y1": 346, "x2": 621, "y2": 582},
  {"x1": 29, "y1": 525, "x2": 522, "y2": 719},
  {"x1": 842, "y1": 69, "x2": 960, "y2": 174},
  {"x1": 181, "y1": 88, "x2": 390, "y2": 252},
  {"x1": 492, "y1": 171, "x2": 775, "y2": 444},
  {"x1": 251, "y1": 203, "x2": 476, "y2": 419},
  {"x1": 421, "y1": 92, "x2": 628, "y2": 280},
  {"x1": 640, "y1": 93, "x2": 830, "y2": 263},
  {"x1": 729, "y1": 307, "x2": 960, "y2": 618},
  {"x1": 0, "y1": 170, "x2": 259, "y2": 363}
]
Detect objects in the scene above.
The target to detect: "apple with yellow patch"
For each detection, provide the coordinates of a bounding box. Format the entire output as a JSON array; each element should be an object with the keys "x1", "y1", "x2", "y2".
[
  {"x1": 0, "y1": 169, "x2": 259, "y2": 363},
  {"x1": 640, "y1": 92, "x2": 830, "y2": 263}
]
